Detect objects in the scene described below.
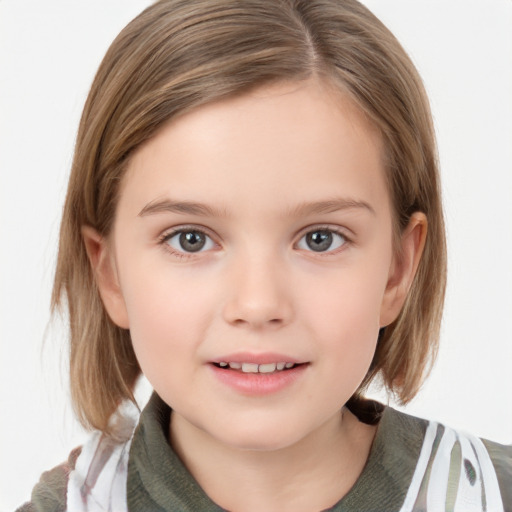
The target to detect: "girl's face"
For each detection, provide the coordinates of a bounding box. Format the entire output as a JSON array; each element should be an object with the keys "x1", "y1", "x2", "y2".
[{"x1": 94, "y1": 80, "x2": 420, "y2": 451}]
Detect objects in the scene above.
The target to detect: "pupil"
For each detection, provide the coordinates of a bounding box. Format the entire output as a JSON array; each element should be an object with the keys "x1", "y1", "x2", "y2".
[
  {"x1": 306, "y1": 231, "x2": 332, "y2": 252},
  {"x1": 179, "y1": 231, "x2": 206, "y2": 252}
]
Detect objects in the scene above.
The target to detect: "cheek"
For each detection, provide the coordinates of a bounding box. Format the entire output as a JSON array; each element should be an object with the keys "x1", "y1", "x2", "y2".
[
  {"x1": 297, "y1": 256, "x2": 390, "y2": 376},
  {"x1": 302, "y1": 261, "x2": 388, "y2": 333},
  {"x1": 308, "y1": 293, "x2": 380, "y2": 405},
  {"x1": 119, "y1": 263, "x2": 219, "y2": 368},
  {"x1": 318, "y1": 287, "x2": 380, "y2": 375}
]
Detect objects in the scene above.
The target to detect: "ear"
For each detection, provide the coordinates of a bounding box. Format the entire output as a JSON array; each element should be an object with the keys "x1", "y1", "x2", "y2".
[
  {"x1": 380, "y1": 212, "x2": 427, "y2": 327},
  {"x1": 81, "y1": 226, "x2": 130, "y2": 329}
]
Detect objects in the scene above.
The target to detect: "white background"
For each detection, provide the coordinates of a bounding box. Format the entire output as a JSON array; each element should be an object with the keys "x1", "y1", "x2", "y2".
[{"x1": 1, "y1": 1, "x2": 511, "y2": 510}]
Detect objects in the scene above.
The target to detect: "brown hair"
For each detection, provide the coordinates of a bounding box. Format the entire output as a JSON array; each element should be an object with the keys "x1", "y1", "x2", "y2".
[{"x1": 53, "y1": 0, "x2": 446, "y2": 432}]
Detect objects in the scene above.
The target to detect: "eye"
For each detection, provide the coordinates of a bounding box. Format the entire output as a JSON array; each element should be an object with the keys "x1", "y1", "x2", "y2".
[
  {"x1": 297, "y1": 229, "x2": 347, "y2": 253},
  {"x1": 163, "y1": 229, "x2": 215, "y2": 253}
]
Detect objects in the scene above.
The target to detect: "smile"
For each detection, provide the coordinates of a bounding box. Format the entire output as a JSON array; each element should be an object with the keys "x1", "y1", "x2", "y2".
[
  {"x1": 213, "y1": 362, "x2": 300, "y2": 373},
  {"x1": 210, "y1": 360, "x2": 308, "y2": 395}
]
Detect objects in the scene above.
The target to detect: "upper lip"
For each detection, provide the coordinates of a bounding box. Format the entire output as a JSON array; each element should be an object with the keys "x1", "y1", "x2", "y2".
[{"x1": 211, "y1": 352, "x2": 305, "y2": 365}]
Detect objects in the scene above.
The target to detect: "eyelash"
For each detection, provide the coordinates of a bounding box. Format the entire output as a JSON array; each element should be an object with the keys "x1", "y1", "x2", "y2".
[
  {"x1": 158, "y1": 225, "x2": 352, "y2": 258},
  {"x1": 158, "y1": 226, "x2": 216, "y2": 259},
  {"x1": 296, "y1": 225, "x2": 351, "y2": 256}
]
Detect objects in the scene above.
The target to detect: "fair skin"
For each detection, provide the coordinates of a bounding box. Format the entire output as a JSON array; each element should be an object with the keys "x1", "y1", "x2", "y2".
[{"x1": 83, "y1": 79, "x2": 426, "y2": 511}]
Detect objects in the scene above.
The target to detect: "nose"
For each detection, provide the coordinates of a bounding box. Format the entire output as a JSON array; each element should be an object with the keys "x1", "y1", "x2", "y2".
[{"x1": 222, "y1": 254, "x2": 293, "y2": 329}]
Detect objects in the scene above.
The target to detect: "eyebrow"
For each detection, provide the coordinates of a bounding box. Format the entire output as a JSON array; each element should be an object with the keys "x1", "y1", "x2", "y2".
[
  {"x1": 138, "y1": 199, "x2": 226, "y2": 218},
  {"x1": 138, "y1": 197, "x2": 375, "y2": 218},
  {"x1": 289, "y1": 198, "x2": 376, "y2": 217}
]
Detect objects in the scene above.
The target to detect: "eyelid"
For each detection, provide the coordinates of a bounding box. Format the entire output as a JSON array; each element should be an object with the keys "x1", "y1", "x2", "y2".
[
  {"x1": 158, "y1": 224, "x2": 220, "y2": 256},
  {"x1": 294, "y1": 224, "x2": 352, "y2": 253},
  {"x1": 156, "y1": 223, "x2": 352, "y2": 257},
  {"x1": 294, "y1": 224, "x2": 352, "y2": 241}
]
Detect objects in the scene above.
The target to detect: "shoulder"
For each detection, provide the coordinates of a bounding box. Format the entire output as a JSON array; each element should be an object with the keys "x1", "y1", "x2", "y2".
[
  {"x1": 15, "y1": 446, "x2": 82, "y2": 512},
  {"x1": 17, "y1": 402, "x2": 138, "y2": 512},
  {"x1": 482, "y1": 437, "x2": 512, "y2": 510},
  {"x1": 17, "y1": 432, "x2": 134, "y2": 512},
  {"x1": 382, "y1": 406, "x2": 512, "y2": 512}
]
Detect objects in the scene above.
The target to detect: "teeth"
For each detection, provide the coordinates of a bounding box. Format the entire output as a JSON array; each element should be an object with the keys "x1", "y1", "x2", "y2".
[
  {"x1": 259, "y1": 363, "x2": 277, "y2": 373},
  {"x1": 241, "y1": 363, "x2": 259, "y2": 373},
  {"x1": 219, "y1": 362, "x2": 297, "y2": 373}
]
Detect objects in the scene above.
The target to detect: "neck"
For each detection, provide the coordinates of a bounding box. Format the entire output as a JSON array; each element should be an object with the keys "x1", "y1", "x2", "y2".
[{"x1": 170, "y1": 408, "x2": 377, "y2": 512}]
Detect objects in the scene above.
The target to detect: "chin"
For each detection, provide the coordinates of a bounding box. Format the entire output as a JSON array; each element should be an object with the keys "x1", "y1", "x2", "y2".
[{"x1": 209, "y1": 418, "x2": 311, "y2": 453}]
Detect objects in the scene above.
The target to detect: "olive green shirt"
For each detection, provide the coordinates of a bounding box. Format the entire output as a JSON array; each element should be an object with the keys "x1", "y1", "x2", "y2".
[{"x1": 19, "y1": 393, "x2": 512, "y2": 511}]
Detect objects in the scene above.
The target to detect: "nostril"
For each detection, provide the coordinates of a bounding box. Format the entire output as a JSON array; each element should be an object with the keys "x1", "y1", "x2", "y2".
[
  {"x1": 221, "y1": 271, "x2": 293, "y2": 326},
  {"x1": 231, "y1": 317, "x2": 282, "y2": 326}
]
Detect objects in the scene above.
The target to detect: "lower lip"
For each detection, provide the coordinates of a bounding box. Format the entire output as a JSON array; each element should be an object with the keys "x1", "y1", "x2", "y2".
[{"x1": 209, "y1": 364, "x2": 308, "y2": 395}]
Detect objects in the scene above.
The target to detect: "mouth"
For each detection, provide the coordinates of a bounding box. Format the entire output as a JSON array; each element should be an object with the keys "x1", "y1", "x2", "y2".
[
  {"x1": 211, "y1": 361, "x2": 306, "y2": 374},
  {"x1": 209, "y1": 357, "x2": 309, "y2": 394}
]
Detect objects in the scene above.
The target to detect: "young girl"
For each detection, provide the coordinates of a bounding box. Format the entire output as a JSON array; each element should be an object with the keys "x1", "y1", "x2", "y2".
[{"x1": 16, "y1": 0, "x2": 511, "y2": 510}]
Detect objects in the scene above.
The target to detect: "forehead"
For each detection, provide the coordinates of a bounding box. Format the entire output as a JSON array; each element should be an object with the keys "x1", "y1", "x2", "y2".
[{"x1": 120, "y1": 80, "x2": 389, "y2": 220}]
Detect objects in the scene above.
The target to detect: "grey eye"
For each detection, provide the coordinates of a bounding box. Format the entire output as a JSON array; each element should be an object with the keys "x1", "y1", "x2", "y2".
[
  {"x1": 166, "y1": 230, "x2": 214, "y2": 253},
  {"x1": 297, "y1": 229, "x2": 346, "y2": 253}
]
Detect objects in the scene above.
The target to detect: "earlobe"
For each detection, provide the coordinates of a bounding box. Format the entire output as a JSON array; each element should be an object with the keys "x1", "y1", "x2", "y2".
[
  {"x1": 380, "y1": 212, "x2": 427, "y2": 327},
  {"x1": 81, "y1": 225, "x2": 130, "y2": 329}
]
